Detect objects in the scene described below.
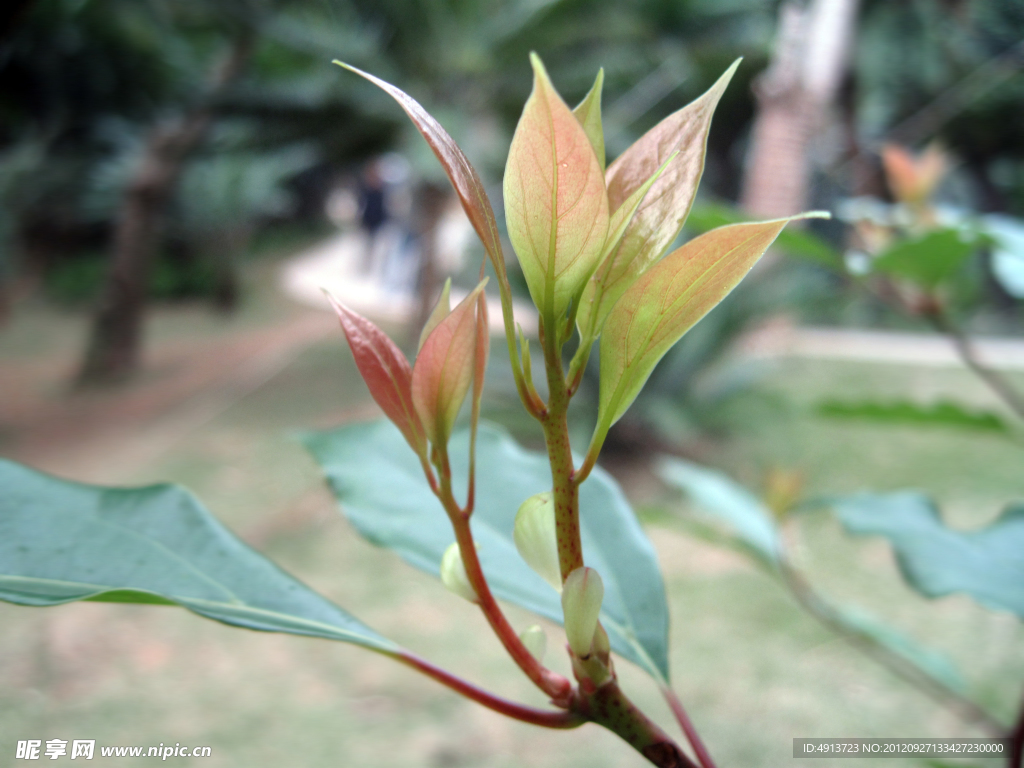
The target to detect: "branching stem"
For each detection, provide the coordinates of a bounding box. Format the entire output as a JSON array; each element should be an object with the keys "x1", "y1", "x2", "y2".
[
  {"x1": 661, "y1": 686, "x2": 717, "y2": 768},
  {"x1": 395, "y1": 651, "x2": 582, "y2": 729},
  {"x1": 436, "y1": 472, "x2": 572, "y2": 704}
]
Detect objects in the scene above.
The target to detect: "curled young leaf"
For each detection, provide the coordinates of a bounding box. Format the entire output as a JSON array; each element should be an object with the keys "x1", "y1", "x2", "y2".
[
  {"x1": 335, "y1": 62, "x2": 505, "y2": 278},
  {"x1": 413, "y1": 279, "x2": 489, "y2": 447},
  {"x1": 597, "y1": 216, "x2": 821, "y2": 430},
  {"x1": 325, "y1": 292, "x2": 425, "y2": 456},
  {"x1": 586, "y1": 60, "x2": 740, "y2": 336},
  {"x1": 504, "y1": 53, "x2": 609, "y2": 325},
  {"x1": 573, "y1": 68, "x2": 605, "y2": 172},
  {"x1": 418, "y1": 278, "x2": 452, "y2": 352}
]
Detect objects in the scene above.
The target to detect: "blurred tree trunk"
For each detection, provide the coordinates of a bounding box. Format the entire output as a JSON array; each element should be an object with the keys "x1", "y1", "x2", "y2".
[
  {"x1": 740, "y1": 0, "x2": 860, "y2": 218},
  {"x1": 412, "y1": 182, "x2": 451, "y2": 339},
  {"x1": 76, "y1": 37, "x2": 250, "y2": 386}
]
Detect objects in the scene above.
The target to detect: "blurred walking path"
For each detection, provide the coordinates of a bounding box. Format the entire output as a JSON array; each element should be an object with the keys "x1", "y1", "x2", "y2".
[
  {"x1": 739, "y1": 323, "x2": 1024, "y2": 370},
  {"x1": 1, "y1": 307, "x2": 337, "y2": 483},
  {"x1": 280, "y1": 229, "x2": 538, "y2": 335}
]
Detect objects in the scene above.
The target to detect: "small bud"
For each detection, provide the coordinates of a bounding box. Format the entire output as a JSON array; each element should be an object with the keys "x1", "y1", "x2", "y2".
[
  {"x1": 440, "y1": 542, "x2": 477, "y2": 603},
  {"x1": 561, "y1": 567, "x2": 604, "y2": 658},
  {"x1": 519, "y1": 624, "x2": 547, "y2": 663},
  {"x1": 513, "y1": 492, "x2": 562, "y2": 590}
]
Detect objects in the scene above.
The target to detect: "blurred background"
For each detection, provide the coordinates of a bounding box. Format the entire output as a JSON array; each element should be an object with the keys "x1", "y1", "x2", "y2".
[{"x1": 1, "y1": 0, "x2": 1022, "y2": 766}]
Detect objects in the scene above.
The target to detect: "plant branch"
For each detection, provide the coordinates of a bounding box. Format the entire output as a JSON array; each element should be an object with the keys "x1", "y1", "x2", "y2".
[
  {"x1": 924, "y1": 308, "x2": 1024, "y2": 421},
  {"x1": 1009, "y1": 685, "x2": 1024, "y2": 768},
  {"x1": 437, "y1": 474, "x2": 572, "y2": 703},
  {"x1": 661, "y1": 686, "x2": 717, "y2": 768},
  {"x1": 395, "y1": 651, "x2": 583, "y2": 729},
  {"x1": 539, "y1": 317, "x2": 584, "y2": 581},
  {"x1": 780, "y1": 560, "x2": 1006, "y2": 735}
]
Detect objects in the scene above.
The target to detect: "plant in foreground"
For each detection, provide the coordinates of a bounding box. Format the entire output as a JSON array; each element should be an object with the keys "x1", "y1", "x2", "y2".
[{"x1": 0, "y1": 55, "x2": 824, "y2": 766}]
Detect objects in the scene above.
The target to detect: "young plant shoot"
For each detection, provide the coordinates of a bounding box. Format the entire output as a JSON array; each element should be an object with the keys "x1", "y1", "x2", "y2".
[
  {"x1": 0, "y1": 55, "x2": 827, "y2": 768},
  {"x1": 327, "y1": 55, "x2": 824, "y2": 767}
]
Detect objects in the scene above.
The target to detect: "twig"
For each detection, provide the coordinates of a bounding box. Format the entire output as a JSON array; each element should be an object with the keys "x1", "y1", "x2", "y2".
[
  {"x1": 780, "y1": 561, "x2": 1006, "y2": 736},
  {"x1": 925, "y1": 309, "x2": 1024, "y2": 421},
  {"x1": 395, "y1": 651, "x2": 582, "y2": 729},
  {"x1": 661, "y1": 685, "x2": 717, "y2": 768}
]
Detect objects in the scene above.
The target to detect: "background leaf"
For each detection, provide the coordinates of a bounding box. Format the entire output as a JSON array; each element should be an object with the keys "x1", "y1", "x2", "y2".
[
  {"x1": 0, "y1": 459, "x2": 399, "y2": 653},
  {"x1": 833, "y1": 492, "x2": 1024, "y2": 618},
  {"x1": 656, "y1": 456, "x2": 781, "y2": 567},
  {"x1": 871, "y1": 228, "x2": 976, "y2": 288},
  {"x1": 303, "y1": 420, "x2": 672, "y2": 682},
  {"x1": 658, "y1": 458, "x2": 966, "y2": 693}
]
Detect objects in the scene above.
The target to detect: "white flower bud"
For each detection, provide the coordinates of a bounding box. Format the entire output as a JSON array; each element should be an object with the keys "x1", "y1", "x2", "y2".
[
  {"x1": 519, "y1": 624, "x2": 547, "y2": 663},
  {"x1": 440, "y1": 542, "x2": 477, "y2": 603},
  {"x1": 561, "y1": 567, "x2": 604, "y2": 658},
  {"x1": 513, "y1": 491, "x2": 562, "y2": 590}
]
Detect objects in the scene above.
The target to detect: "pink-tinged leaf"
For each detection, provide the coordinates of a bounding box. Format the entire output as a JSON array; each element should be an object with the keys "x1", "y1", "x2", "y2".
[
  {"x1": 589, "y1": 60, "x2": 740, "y2": 336},
  {"x1": 325, "y1": 292, "x2": 425, "y2": 456},
  {"x1": 577, "y1": 152, "x2": 677, "y2": 338},
  {"x1": 504, "y1": 53, "x2": 609, "y2": 324},
  {"x1": 598, "y1": 215, "x2": 822, "y2": 429},
  {"x1": 573, "y1": 68, "x2": 605, "y2": 172},
  {"x1": 418, "y1": 278, "x2": 452, "y2": 352},
  {"x1": 413, "y1": 279, "x2": 489, "y2": 447},
  {"x1": 335, "y1": 62, "x2": 506, "y2": 281}
]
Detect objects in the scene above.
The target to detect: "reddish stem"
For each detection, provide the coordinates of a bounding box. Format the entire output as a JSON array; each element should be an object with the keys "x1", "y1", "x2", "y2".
[
  {"x1": 1009, "y1": 686, "x2": 1024, "y2": 768},
  {"x1": 662, "y1": 686, "x2": 717, "y2": 768},
  {"x1": 396, "y1": 651, "x2": 583, "y2": 729},
  {"x1": 438, "y1": 474, "x2": 573, "y2": 704}
]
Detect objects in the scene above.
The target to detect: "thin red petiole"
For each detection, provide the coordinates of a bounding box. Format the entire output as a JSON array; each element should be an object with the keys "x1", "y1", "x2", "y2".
[
  {"x1": 395, "y1": 651, "x2": 583, "y2": 729},
  {"x1": 661, "y1": 685, "x2": 717, "y2": 768}
]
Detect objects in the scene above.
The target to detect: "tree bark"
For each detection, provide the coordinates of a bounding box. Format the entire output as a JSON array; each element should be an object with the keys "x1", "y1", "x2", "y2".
[
  {"x1": 740, "y1": 0, "x2": 860, "y2": 218},
  {"x1": 76, "y1": 37, "x2": 250, "y2": 386}
]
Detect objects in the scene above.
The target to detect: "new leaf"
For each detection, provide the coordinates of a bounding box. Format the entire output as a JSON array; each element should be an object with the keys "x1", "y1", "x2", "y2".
[
  {"x1": 326, "y1": 293, "x2": 426, "y2": 456},
  {"x1": 413, "y1": 280, "x2": 489, "y2": 447},
  {"x1": 582, "y1": 60, "x2": 740, "y2": 336},
  {"x1": 598, "y1": 218, "x2": 798, "y2": 430},
  {"x1": 504, "y1": 54, "x2": 609, "y2": 326}
]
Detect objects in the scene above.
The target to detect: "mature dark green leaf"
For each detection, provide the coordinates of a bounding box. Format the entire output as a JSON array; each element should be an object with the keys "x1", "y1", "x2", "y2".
[
  {"x1": 0, "y1": 459, "x2": 399, "y2": 653},
  {"x1": 816, "y1": 399, "x2": 1009, "y2": 434},
  {"x1": 303, "y1": 420, "x2": 671, "y2": 681},
  {"x1": 833, "y1": 492, "x2": 1024, "y2": 618},
  {"x1": 871, "y1": 229, "x2": 976, "y2": 288}
]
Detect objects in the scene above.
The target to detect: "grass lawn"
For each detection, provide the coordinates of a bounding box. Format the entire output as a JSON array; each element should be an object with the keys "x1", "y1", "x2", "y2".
[{"x1": 1, "y1": 268, "x2": 1021, "y2": 767}]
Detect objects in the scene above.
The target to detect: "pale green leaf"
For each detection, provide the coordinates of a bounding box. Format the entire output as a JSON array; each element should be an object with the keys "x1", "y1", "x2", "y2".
[
  {"x1": 303, "y1": 420, "x2": 672, "y2": 682},
  {"x1": 0, "y1": 460, "x2": 398, "y2": 653},
  {"x1": 833, "y1": 492, "x2": 1024, "y2": 618},
  {"x1": 572, "y1": 68, "x2": 605, "y2": 172},
  {"x1": 504, "y1": 54, "x2": 609, "y2": 325}
]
